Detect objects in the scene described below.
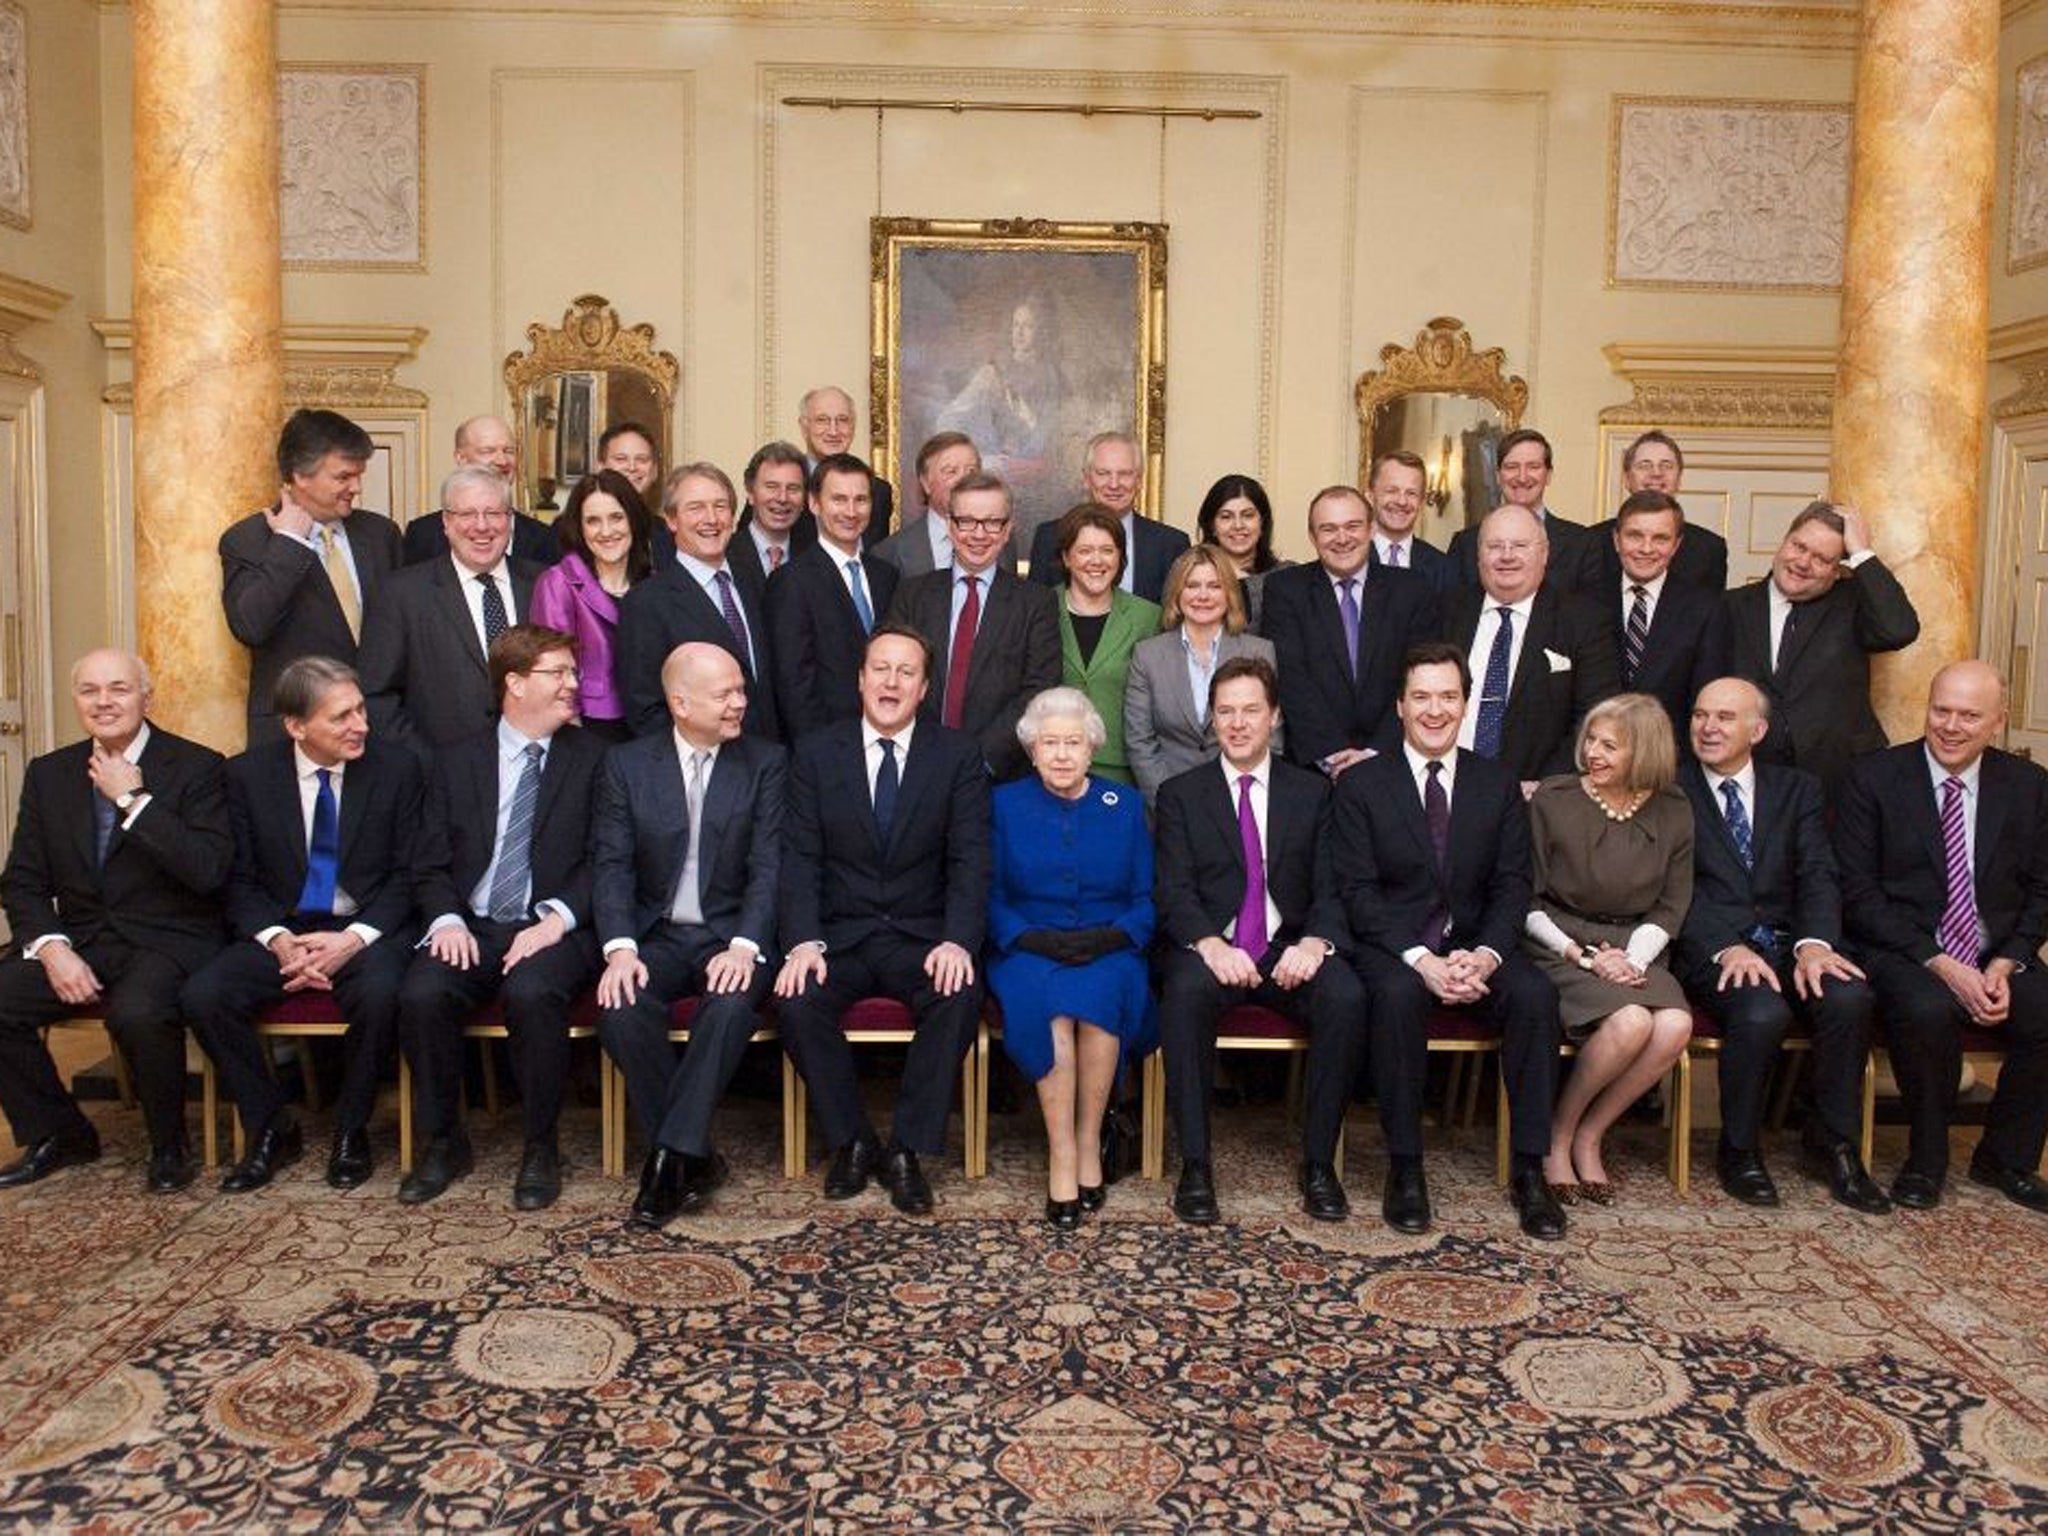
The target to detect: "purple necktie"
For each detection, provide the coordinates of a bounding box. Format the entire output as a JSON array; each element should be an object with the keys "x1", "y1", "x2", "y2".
[
  {"x1": 1423, "y1": 760, "x2": 1451, "y2": 951},
  {"x1": 1937, "y1": 776, "x2": 1980, "y2": 964},
  {"x1": 712, "y1": 569, "x2": 752, "y2": 668},
  {"x1": 1338, "y1": 577, "x2": 1361, "y2": 678},
  {"x1": 1235, "y1": 772, "x2": 1269, "y2": 960},
  {"x1": 1387, "y1": 543, "x2": 1404, "y2": 569}
]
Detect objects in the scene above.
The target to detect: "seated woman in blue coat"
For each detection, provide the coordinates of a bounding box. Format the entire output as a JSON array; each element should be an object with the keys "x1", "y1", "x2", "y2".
[{"x1": 988, "y1": 686, "x2": 1156, "y2": 1229}]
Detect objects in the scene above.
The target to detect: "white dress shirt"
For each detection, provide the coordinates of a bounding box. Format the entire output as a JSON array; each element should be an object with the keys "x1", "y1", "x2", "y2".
[
  {"x1": 455, "y1": 554, "x2": 518, "y2": 654},
  {"x1": 1620, "y1": 569, "x2": 1668, "y2": 632},
  {"x1": 675, "y1": 548, "x2": 756, "y2": 671},
  {"x1": 748, "y1": 523, "x2": 792, "y2": 574},
  {"x1": 1374, "y1": 533, "x2": 1416, "y2": 569},
  {"x1": 1218, "y1": 754, "x2": 1283, "y2": 947},
  {"x1": 1458, "y1": 593, "x2": 1537, "y2": 751},
  {"x1": 863, "y1": 718, "x2": 918, "y2": 798}
]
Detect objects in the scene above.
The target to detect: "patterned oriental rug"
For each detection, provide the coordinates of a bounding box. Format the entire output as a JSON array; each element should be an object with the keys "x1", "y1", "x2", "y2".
[{"x1": 5, "y1": 1107, "x2": 2048, "y2": 1530}]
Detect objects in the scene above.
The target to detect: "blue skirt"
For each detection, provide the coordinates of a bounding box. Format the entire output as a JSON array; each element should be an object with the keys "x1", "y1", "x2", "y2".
[{"x1": 988, "y1": 947, "x2": 1158, "y2": 1082}]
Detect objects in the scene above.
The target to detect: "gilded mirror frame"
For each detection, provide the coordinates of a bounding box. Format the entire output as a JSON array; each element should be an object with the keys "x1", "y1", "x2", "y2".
[
  {"x1": 1355, "y1": 317, "x2": 1528, "y2": 530},
  {"x1": 503, "y1": 295, "x2": 678, "y2": 514}
]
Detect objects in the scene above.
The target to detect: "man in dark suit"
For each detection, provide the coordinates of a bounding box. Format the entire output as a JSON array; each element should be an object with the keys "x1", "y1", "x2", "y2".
[
  {"x1": 871, "y1": 432, "x2": 985, "y2": 578},
  {"x1": 1444, "y1": 504, "x2": 1620, "y2": 789},
  {"x1": 1026, "y1": 431, "x2": 1189, "y2": 602},
  {"x1": 1678, "y1": 677, "x2": 1887, "y2": 1213},
  {"x1": 1445, "y1": 428, "x2": 1591, "y2": 593},
  {"x1": 221, "y1": 408, "x2": 404, "y2": 745},
  {"x1": 1153, "y1": 657, "x2": 1367, "y2": 1225},
  {"x1": 1364, "y1": 450, "x2": 1453, "y2": 591},
  {"x1": 798, "y1": 386, "x2": 895, "y2": 547},
  {"x1": 595, "y1": 643, "x2": 784, "y2": 1229},
  {"x1": 1571, "y1": 430, "x2": 1729, "y2": 594},
  {"x1": 768, "y1": 453, "x2": 900, "y2": 740},
  {"x1": 184, "y1": 657, "x2": 423, "y2": 1192},
  {"x1": 359, "y1": 467, "x2": 542, "y2": 752},
  {"x1": 401, "y1": 415, "x2": 558, "y2": 568},
  {"x1": 615, "y1": 461, "x2": 780, "y2": 741},
  {"x1": 394, "y1": 626, "x2": 605, "y2": 1209},
  {"x1": 730, "y1": 441, "x2": 817, "y2": 587},
  {"x1": 883, "y1": 474, "x2": 1059, "y2": 781},
  {"x1": 773, "y1": 625, "x2": 992, "y2": 1214},
  {"x1": 1726, "y1": 500, "x2": 1919, "y2": 796},
  {"x1": 1259, "y1": 484, "x2": 1442, "y2": 777},
  {"x1": 0, "y1": 650, "x2": 230, "y2": 1192},
  {"x1": 1331, "y1": 642, "x2": 1568, "y2": 1240},
  {"x1": 1599, "y1": 492, "x2": 1731, "y2": 748},
  {"x1": 1836, "y1": 660, "x2": 2048, "y2": 1213}
]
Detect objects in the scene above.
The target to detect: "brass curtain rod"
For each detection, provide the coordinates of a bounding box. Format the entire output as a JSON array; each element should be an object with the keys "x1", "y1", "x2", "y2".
[{"x1": 782, "y1": 95, "x2": 1260, "y2": 121}]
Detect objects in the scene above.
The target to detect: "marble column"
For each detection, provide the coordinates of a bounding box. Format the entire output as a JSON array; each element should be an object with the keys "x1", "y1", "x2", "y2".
[
  {"x1": 1828, "y1": 0, "x2": 1999, "y2": 737},
  {"x1": 131, "y1": 0, "x2": 282, "y2": 749}
]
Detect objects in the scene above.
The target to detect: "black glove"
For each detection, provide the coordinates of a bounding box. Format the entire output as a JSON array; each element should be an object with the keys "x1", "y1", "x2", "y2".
[{"x1": 1016, "y1": 926, "x2": 1132, "y2": 965}]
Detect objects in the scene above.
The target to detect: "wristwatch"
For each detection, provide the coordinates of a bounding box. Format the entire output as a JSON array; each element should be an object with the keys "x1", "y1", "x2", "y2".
[{"x1": 115, "y1": 784, "x2": 145, "y2": 813}]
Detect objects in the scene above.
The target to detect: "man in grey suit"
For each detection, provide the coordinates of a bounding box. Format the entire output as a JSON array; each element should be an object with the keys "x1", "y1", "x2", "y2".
[
  {"x1": 221, "y1": 408, "x2": 403, "y2": 745},
  {"x1": 871, "y1": 432, "x2": 983, "y2": 577},
  {"x1": 357, "y1": 467, "x2": 541, "y2": 752},
  {"x1": 595, "y1": 642, "x2": 783, "y2": 1230}
]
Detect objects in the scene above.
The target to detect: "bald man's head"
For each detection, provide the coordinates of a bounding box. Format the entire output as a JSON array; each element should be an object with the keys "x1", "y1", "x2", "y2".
[
  {"x1": 1926, "y1": 659, "x2": 2008, "y2": 773},
  {"x1": 1689, "y1": 675, "x2": 1769, "y2": 773},
  {"x1": 664, "y1": 642, "x2": 749, "y2": 748},
  {"x1": 1477, "y1": 504, "x2": 1549, "y2": 603},
  {"x1": 70, "y1": 648, "x2": 151, "y2": 749},
  {"x1": 453, "y1": 415, "x2": 517, "y2": 481}
]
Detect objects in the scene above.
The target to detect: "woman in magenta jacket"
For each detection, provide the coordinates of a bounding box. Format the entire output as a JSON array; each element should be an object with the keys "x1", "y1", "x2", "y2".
[{"x1": 527, "y1": 469, "x2": 654, "y2": 741}]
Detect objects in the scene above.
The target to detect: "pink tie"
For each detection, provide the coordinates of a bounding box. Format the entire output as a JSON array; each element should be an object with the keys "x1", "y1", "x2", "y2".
[
  {"x1": 767, "y1": 544, "x2": 784, "y2": 571},
  {"x1": 1235, "y1": 773, "x2": 1268, "y2": 959}
]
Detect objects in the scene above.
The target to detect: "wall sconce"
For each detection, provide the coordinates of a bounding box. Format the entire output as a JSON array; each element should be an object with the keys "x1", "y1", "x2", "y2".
[{"x1": 1426, "y1": 433, "x2": 1456, "y2": 516}]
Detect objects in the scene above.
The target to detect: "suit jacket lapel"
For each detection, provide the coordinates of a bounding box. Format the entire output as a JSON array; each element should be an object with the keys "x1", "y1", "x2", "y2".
[
  {"x1": 436, "y1": 562, "x2": 489, "y2": 674},
  {"x1": 1974, "y1": 756, "x2": 2010, "y2": 883},
  {"x1": 511, "y1": 563, "x2": 537, "y2": 624},
  {"x1": 1776, "y1": 590, "x2": 1825, "y2": 679},
  {"x1": 1203, "y1": 765, "x2": 1245, "y2": 879},
  {"x1": 698, "y1": 746, "x2": 741, "y2": 900},
  {"x1": 1305, "y1": 576, "x2": 1355, "y2": 681},
  {"x1": 68, "y1": 746, "x2": 101, "y2": 874},
  {"x1": 337, "y1": 754, "x2": 370, "y2": 868},
  {"x1": 888, "y1": 729, "x2": 941, "y2": 855},
  {"x1": 1507, "y1": 592, "x2": 1552, "y2": 704}
]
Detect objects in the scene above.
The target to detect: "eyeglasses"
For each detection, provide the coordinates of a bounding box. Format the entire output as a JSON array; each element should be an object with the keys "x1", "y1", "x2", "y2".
[
  {"x1": 949, "y1": 516, "x2": 1011, "y2": 535},
  {"x1": 446, "y1": 507, "x2": 511, "y2": 525},
  {"x1": 525, "y1": 665, "x2": 581, "y2": 681}
]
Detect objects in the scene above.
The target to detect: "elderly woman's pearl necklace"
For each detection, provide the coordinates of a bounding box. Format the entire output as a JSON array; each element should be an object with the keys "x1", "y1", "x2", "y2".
[{"x1": 1582, "y1": 779, "x2": 1650, "y2": 822}]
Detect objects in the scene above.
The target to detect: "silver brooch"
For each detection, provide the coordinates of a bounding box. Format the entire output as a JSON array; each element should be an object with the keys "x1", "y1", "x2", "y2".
[{"x1": 1101, "y1": 790, "x2": 1119, "y2": 806}]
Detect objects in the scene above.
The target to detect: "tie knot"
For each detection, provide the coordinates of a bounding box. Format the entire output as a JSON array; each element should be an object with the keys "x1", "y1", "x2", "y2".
[
  {"x1": 847, "y1": 559, "x2": 861, "y2": 577},
  {"x1": 1722, "y1": 779, "x2": 1740, "y2": 805},
  {"x1": 714, "y1": 568, "x2": 732, "y2": 587},
  {"x1": 1340, "y1": 577, "x2": 1357, "y2": 595},
  {"x1": 1946, "y1": 775, "x2": 1965, "y2": 795},
  {"x1": 962, "y1": 573, "x2": 979, "y2": 593},
  {"x1": 1427, "y1": 759, "x2": 1442, "y2": 779},
  {"x1": 524, "y1": 743, "x2": 544, "y2": 765},
  {"x1": 879, "y1": 737, "x2": 897, "y2": 761},
  {"x1": 1238, "y1": 772, "x2": 1255, "y2": 793},
  {"x1": 1631, "y1": 584, "x2": 1648, "y2": 599},
  {"x1": 315, "y1": 767, "x2": 331, "y2": 791}
]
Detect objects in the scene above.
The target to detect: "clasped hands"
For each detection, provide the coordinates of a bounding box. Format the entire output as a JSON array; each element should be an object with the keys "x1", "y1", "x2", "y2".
[
  {"x1": 1415, "y1": 947, "x2": 1496, "y2": 1004},
  {"x1": 1928, "y1": 952, "x2": 2016, "y2": 1026},
  {"x1": 267, "y1": 929, "x2": 364, "y2": 992},
  {"x1": 1570, "y1": 942, "x2": 1645, "y2": 988}
]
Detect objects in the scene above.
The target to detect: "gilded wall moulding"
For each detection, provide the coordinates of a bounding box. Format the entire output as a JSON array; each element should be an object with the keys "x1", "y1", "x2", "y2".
[
  {"x1": 1607, "y1": 96, "x2": 1849, "y2": 293},
  {"x1": 1990, "y1": 316, "x2": 2048, "y2": 421},
  {"x1": 2010, "y1": 52, "x2": 2048, "y2": 275},
  {"x1": 1598, "y1": 341, "x2": 1836, "y2": 428},
  {"x1": 280, "y1": 64, "x2": 426, "y2": 272},
  {"x1": 0, "y1": 2, "x2": 28, "y2": 234},
  {"x1": 93, "y1": 320, "x2": 428, "y2": 409}
]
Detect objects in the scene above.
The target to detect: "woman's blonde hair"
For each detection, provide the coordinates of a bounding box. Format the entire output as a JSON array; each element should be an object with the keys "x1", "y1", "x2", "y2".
[
  {"x1": 1575, "y1": 692, "x2": 1676, "y2": 794},
  {"x1": 1159, "y1": 544, "x2": 1248, "y2": 634}
]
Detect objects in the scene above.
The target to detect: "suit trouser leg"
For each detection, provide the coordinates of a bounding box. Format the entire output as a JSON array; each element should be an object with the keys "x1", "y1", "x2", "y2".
[
  {"x1": 497, "y1": 930, "x2": 599, "y2": 1144},
  {"x1": 1294, "y1": 961, "x2": 1369, "y2": 1164},
  {"x1": 1705, "y1": 976, "x2": 1792, "y2": 1153},
  {"x1": 183, "y1": 942, "x2": 293, "y2": 1136},
  {"x1": 1487, "y1": 954, "x2": 1561, "y2": 1161},
  {"x1": 1796, "y1": 973, "x2": 1875, "y2": 1151},
  {"x1": 328, "y1": 939, "x2": 409, "y2": 1137},
  {"x1": 99, "y1": 949, "x2": 197, "y2": 1151},
  {"x1": 1350, "y1": 953, "x2": 1431, "y2": 1160},
  {"x1": 652, "y1": 947, "x2": 771, "y2": 1158},
  {"x1": 1981, "y1": 969, "x2": 2048, "y2": 1174},
  {"x1": 775, "y1": 950, "x2": 882, "y2": 1154},
  {"x1": 398, "y1": 935, "x2": 507, "y2": 1143},
  {"x1": 1866, "y1": 953, "x2": 1964, "y2": 1179},
  {"x1": 1157, "y1": 948, "x2": 1231, "y2": 1165},
  {"x1": 0, "y1": 956, "x2": 99, "y2": 1145},
  {"x1": 871, "y1": 936, "x2": 982, "y2": 1156},
  {"x1": 598, "y1": 926, "x2": 720, "y2": 1143}
]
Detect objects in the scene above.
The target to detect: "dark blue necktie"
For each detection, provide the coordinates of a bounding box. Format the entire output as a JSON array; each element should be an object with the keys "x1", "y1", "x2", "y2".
[
  {"x1": 1473, "y1": 606, "x2": 1513, "y2": 759},
  {"x1": 478, "y1": 574, "x2": 509, "y2": 644},
  {"x1": 297, "y1": 768, "x2": 339, "y2": 915},
  {"x1": 93, "y1": 791, "x2": 117, "y2": 869},
  {"x1": 873, "y1": 737, "x2": 899, "y2": 846},
  {"x1": 1721, "y1": 778, "x2": 1775, "y2": 950}
]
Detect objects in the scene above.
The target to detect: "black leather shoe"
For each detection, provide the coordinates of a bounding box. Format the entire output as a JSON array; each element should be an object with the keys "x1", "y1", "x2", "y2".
[
  {"x1": 397, "y1": 1135, "x2": 474, "y2": 1205},
  {"x1": 1379, "y1": 1161, "x2": 1429, "y2": 1233},
  {"x1": 1078, "y1": 1183, "x2": 1106, "y2": 1213},
  {"x1": 675, "y1": 1151, "x2": 731, "y2": 1215},
  {"x1": 824, "y1": 1134, "x2": 879, "y2": 1200},
  {"x1": 1891, "y1": 1169, "x2": 1944, "y2": 1210},
  {"x1": 1046, "y1": 1197, "x2": 1082, "y2": 1230},
  {"x1": 629, "y1": 1148, "x2": 685, "y2": 1230},
  {"x1": 881, "y1": 1143, "x2": 934, "y2": 1215},
  {"x1": 1716, "y1": 1146, "x2": 1780, "y2": 1208},
  {"x1": 1510, "y1": 1166, "x2": 1568, "y2": 1241},
  {"x1": 221, "y1": 1117, "x2": 304, "y2": 1193},
  {"x1": 513, "y1": 1140, "x2": 561, "y2": 1211},
  {"x1": 1969, "y1": 1154, "x2": 2048, "y2": 1213},
  {"x1": 0, "y1": 1129, "x2": 101, "y2": 1189},
  {"x1": 1173, "y1": 1159, "x2": 1219, "y2": 1225},
  {"x1": 145, "y1": 1141, "x2": 197, "y2": 1195},
  {"x1": 1294, "y1": 1160, "x2": 1347, "y2": 1223},
  {"x1": 327, "y1": 1128, "x2": 373, "y2": 1190},
  {"x1": 1804, "y1": 1142, "x2": 1890, "y2": 1214}
]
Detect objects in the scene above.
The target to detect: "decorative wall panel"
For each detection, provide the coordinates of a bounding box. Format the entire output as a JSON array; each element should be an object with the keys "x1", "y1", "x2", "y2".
[
  {"x1": 0, "y1": 3, "x2": 27, "y2": 233},
  {"x1": 2010, "y1": 53, "x2": 2048, "y2": 274},
  {"x1": 1608, "y1": 97, "x2": 1848, "y2": 292},
  {"x1": 279, "y1": 65, "x2": 424, "y2": 271}
]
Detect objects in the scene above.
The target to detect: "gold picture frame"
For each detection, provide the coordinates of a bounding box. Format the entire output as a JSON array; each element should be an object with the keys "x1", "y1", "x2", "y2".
[{"x1": 870, "y1": 216, "x2": 1166, "y2": 540}]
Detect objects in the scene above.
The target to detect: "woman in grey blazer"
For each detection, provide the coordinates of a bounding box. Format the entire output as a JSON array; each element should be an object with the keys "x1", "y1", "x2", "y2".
[{"x1": 1125, "y1": 545, "x2": 1281, "y2": 804}]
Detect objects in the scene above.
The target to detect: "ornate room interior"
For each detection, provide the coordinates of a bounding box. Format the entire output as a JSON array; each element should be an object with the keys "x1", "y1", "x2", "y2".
[{"x1": 3, "y1": 0, "x2": 2048, "y2": 1525}]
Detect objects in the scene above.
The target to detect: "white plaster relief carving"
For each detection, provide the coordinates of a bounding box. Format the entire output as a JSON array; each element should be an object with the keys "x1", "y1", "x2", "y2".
[
  {"x1": 2010, "y1": 57, "x2": 2048, "y2": 273},
  {"x1": 280, "y1": 68, "x2": 423, "y2": 269},
  {"x1": 1610, "y1": 99, "x2": 1848, "y2": 291},
  {"x1": 0, "y1": 3, "x2": 29, "y2": 233}
]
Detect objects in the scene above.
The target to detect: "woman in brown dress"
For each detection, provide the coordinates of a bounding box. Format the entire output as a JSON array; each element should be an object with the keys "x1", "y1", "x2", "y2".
[{"x1": 1525, "y1": 693, "x2": 1694, "y2": 1203}]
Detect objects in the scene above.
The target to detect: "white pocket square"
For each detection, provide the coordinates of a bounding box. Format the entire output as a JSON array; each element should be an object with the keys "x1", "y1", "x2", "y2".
[{"x1": 1545, "y1": 648, "x2": 1572, "y2": 673}]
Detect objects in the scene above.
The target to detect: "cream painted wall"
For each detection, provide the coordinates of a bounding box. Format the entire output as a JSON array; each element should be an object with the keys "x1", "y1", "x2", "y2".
[{"x1": 75, "y1": 5, "x2": 1857, "y2": 620}]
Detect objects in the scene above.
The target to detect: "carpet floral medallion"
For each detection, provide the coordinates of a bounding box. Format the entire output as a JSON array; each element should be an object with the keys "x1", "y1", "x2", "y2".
[{"x1": 3, "y1": 1108, "x2": 2048, "y2": 1529}]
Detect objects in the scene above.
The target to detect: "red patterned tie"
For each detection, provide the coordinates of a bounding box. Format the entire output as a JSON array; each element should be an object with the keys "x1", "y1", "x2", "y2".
[{"x1": 942, "y1": 574, "x2": 979, "y2": 729}]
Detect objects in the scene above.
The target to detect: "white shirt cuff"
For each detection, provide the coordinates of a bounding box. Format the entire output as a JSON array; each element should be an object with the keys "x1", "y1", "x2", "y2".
[
  {"x1": 535, "y1": 899, "x2": 575, "y2": 932},
  {"x1": 603, "y1": 938, "x2": 638, "y2": 957},
  {"x1": 345, "y1": 923, "x2": 381, "y2": 947},
  {"x1": 729, "y1": 936, "x2": 761, "y2": 958},
  {"x1": 1845, "y1": 548, "x2": 1875, "y2": 568},
  {"x1": 23, "y1": 934, "x2": 69, "y2": 960},
  {"x1": 254, "y1": 925, "x2": 289, "y2": 948},
  {"x1": 1401, "y1": 945, "x2": 1429, "y2": 968},
  {"x1": 118, "y1": 794, "x2": 152, "y2": 830},
  {"x1": 1792, "y1": 937, "x2": 1829, "y2": 955},
  {"x1": 423, "y1": 914, "x2": 467, "y2": 945}
]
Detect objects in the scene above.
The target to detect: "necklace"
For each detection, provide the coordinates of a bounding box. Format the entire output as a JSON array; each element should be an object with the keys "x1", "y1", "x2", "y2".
[{"x1": 1582, "y1": 778, "x2": 1649, "y2": 822}]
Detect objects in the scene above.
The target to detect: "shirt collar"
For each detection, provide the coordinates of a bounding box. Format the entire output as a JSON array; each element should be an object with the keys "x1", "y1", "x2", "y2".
[
  {"x1": 1703, "y1": 758, "x2": 1756, "y2": 803},
  {"x1": 292, "y1": 746, "x2": 345, "y2": 782},
  {"x1": 454, "y1": 552, "x2": 510, "y2": 584},
  {"x1": 1221, "y1": 753, "x2": 1270, "y2": 791},
  {"x1": 497, "y1": 717, "x2": 543, "y2": 759},
  {"x1": 671, "y1": 729, "x2": 721, "y2": 766},
  {"x1": 1402, "y1": 741, "x2": 1455, "y2": 783},
  {"x1": 1625, "y1": 570, "x2": 1669, "y2": 602},
  {"x1": 1925, "y1": 744, "x2": 1984, "y2": 795},
  {"x1": 864, "y1": 718, "x2": 916, "y2": 757},
  {"x1": 1484, "y1": 591, "x2": 1538, "y2": 619},
  {"x1": 751, "y1": 523, "x2": 789, "y2": 554},
  {"x1": 1322, "y1": 562, "x2": 1368, "y2": 591},
  {"x1": 115, "y1": 721, "x2": 152, "y2": 766},
  {"x1": 675, "y1": 549, "x2": 728, "y2": 585}
]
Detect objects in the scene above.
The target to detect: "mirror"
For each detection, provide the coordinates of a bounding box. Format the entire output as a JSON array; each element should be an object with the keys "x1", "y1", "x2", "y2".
[
  {"x1": 1355, "y1": 317, "x2": 1528, "y2": 544},
  {"x1": 503, "y1": 295, "x2": 678, "y2": 514}
]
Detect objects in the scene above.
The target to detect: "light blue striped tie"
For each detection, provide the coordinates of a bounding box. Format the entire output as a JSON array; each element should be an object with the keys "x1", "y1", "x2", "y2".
[{"x1": 487, "y1": 743, "x2": 545, "y2": 922}]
